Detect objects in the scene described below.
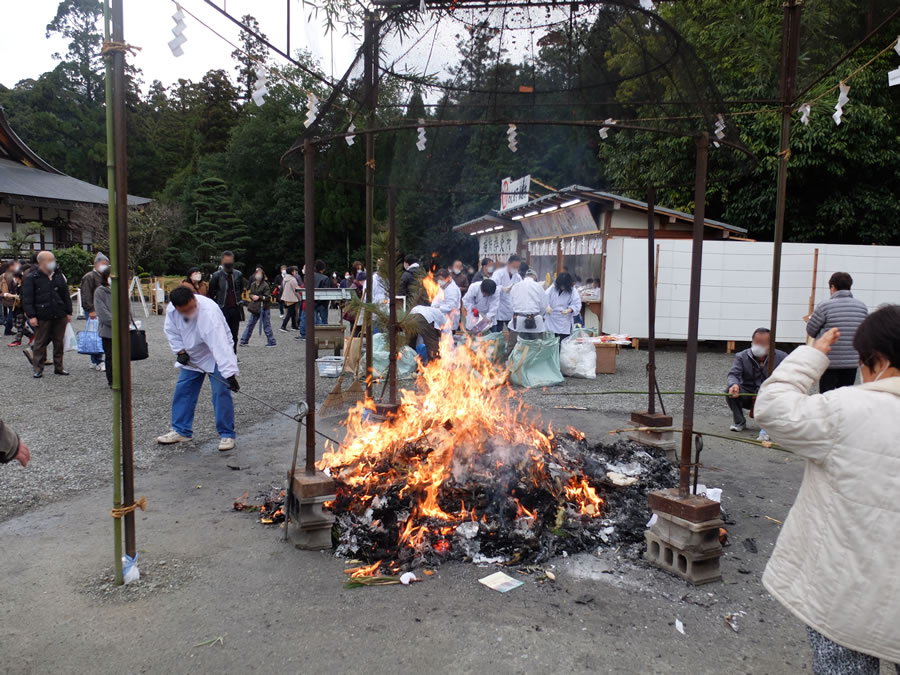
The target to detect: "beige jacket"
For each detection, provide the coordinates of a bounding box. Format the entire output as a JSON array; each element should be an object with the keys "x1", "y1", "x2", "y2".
[{"x1": 755, "y1": 346, "x2": 900, "y2": 662}]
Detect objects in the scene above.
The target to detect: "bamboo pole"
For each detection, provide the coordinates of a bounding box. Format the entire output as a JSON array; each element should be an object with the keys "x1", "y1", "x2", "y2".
[{"x1": 102, "y1": 0, "x2": 123, "y2": 586}]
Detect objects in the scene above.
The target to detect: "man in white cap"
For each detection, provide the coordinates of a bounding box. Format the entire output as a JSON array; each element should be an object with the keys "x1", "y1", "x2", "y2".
[{"x1": 80, "y1": 251, "x2": 110, "y2": 371}]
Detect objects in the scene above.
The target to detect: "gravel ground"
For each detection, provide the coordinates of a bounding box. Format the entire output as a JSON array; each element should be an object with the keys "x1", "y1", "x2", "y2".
[{"x1": 0, "y1": 313, "x2": 754, "y2": 522}]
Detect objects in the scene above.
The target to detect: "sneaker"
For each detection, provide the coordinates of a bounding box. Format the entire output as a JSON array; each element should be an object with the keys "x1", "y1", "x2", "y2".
[
  {"x1": 757, "y1": 430, "x2": 770, "y2": 442},
  {"x1": 89, "y1": 363, "x2": 97, "y2": 370},
  {"x1": 265, "y1": 342, "x2": 277, "y2": 347},
  {"x1": 239, "y1": 342, "x2": 249, "y2": 346},
  {"x1": 278, "y1": 328, "x2": 288, "y2": 333},
  {"x1": 295, "y1": 335, "x2": 305, "y2": 340},
  {"x1": 98, "y1": 363, "x2": 106, "y2": 372},
  {"x1": 7, "y1": 341, "x2": 21, "y2": 347},
  {"x1": 218, "y1": 437, "x2": 235, "y2": 452},
  {"x1": 729, "y1": 422, "x2": 745, "y2": 432},
  {"x1": 157, "y1": 430, "x2": 191, "y2": 445}
]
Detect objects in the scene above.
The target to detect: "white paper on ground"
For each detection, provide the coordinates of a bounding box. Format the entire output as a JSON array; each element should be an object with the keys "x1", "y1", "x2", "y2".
[
  {"x1": 479, "y1": 571, "x2": 524, "y2": 593},
  {"x1": 675, "y1": 618, "x2": 685, "y2": 635}
]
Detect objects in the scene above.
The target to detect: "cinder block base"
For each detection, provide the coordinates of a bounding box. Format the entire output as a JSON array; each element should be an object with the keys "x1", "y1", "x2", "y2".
[
  {"x1": 644, "y1": 530, "x2": 722, "y2": 584},
  {"x1": 651, "y1": 511, "x2": 723, "y2": 554},
  {"x1": 627, "y1": 430, "x2": 677, "y2": 460}
]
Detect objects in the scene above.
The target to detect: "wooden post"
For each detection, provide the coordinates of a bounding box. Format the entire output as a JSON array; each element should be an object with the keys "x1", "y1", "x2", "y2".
[{"x1": 597, "y1": 211, "x2": 611, "y2": 333}]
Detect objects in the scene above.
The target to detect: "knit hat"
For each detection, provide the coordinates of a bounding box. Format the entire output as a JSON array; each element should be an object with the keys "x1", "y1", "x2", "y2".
[{"x1": 94, "y1": 252, "x2": 110, "y2": 264}]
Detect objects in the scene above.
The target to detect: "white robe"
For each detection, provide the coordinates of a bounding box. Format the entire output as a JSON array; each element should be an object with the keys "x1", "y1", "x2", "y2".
[
  {"x1": 462, "y1": 281, "x2": 500, "y2": 328},
  {"x1": 431, "y1": 280, "x2": 461, "y2": 330},
  {"x1": 410, "y1": 305, "x2": 447, "y2": 331},
  {"x1": 490, "y1": 267, "x2": 522, "y2": 321},
  {"x1": 164, "y1": 294, "x2": 239, "y2": 378},
  {"x1": 509, "y1": 278, "x2": 546, "y2": 333},
  {"x1": 544, "y1": 286, "x2": 582, "y2": 335}
]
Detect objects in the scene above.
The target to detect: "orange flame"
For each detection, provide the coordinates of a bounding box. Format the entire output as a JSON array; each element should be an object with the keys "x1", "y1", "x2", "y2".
[
  {"x1": 565, "y1": 477, "x2": 604, "y2": 517},
  {"x1": 421, "y1": 271, "x2": 440, "y2": 302}
]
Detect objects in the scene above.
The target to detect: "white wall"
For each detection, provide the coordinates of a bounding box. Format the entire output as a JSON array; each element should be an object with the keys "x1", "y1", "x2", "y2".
[{"x1": 602, "y1": 239, "x2": 900, "y2": 343}]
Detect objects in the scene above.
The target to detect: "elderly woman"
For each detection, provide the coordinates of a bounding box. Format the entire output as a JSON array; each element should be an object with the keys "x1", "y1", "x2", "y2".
[{"x1": 755, "y1": 305, "x2": 900, "y2": 674}]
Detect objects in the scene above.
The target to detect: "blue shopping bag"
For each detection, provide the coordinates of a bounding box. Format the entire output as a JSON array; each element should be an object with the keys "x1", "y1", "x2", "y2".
[{"x1": 77, "y1": 318, "x2": 103, "y2": 355}]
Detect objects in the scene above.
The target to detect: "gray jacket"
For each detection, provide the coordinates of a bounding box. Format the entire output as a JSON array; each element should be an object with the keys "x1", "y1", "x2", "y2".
[
  {"x1": 94, "y1": 285, "x2": 113, "y2": 339},
  {"x1": 806, "y1": 290, "x2": 868, "y2": 369},
  {"x1": 727, "y1": 348, "x2": 788, "y2": 393}
]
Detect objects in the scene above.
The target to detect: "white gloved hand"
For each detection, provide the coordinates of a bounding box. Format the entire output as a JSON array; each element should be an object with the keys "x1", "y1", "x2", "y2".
[{"x1": 545, "y1": 305, "x2": 554, "y2": 314}]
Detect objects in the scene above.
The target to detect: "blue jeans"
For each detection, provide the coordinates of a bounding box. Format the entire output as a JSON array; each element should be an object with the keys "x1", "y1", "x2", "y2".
[
  {"x1": 298, "y1": 304, "x2": 327, "y2": 337},
  {"x1": 171, "y1": 366, "x2": 235, "y2": 438},
  {"x1": 83, "y1": 310, "x2": 103, "y2": 365},
  {"x1": 241, "y1": 308, "x2": 275, "y2": 345}
]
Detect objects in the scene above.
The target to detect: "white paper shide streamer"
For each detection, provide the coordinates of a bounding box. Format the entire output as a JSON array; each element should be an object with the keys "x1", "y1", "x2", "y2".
[
  {"x1": 889, "y1": 36, "x2": 900, "y2": 87},
  {"x1": 345, "y1": 122, "x2": 356, "y2": 147},
  {"x1": 832, "y1": 82, "x2": 849, "y2": 126},
  {"x1": 799, "y1": 103, "x2": 811, "y2": 126},
  {"x1": 416, "y1": 118, "x2": 427, "y2": 152},
  {"x1": 507, "y1": 124, "x2": 517, "y2": 152},
  {"x1": 304, "y1": 92, "x2": 320, "y2": 128},
  {"x1": 168, "y1": 6, "x2": 187, "y2": 57},
  {"x1": 251, "y1": 65, "x2": 269, "y2": 107},
  {"x1": 598, "y1": 118, "x2": 615, "y2": 140}
]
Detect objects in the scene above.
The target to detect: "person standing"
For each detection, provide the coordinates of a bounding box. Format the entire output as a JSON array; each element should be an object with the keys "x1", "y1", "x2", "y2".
[
  {"x1": 471, "y1": 257, "x2": 495, "y2": 285},
  {"x1": 279, "y1": 266, "x2": 301, "y2": 332},
  {"x1": 276, "y1": 264, "x2": 288, "y2": 317},
  {"x1": 451, "y1": 260, "x2": 469, "y2": 296},
  {"x1": 93, "y1": 267, "x2": 114, "y2": 387},
  {"x1": 755, "y1": 312, "x2": 900, "y2": 673},
  {"x1": 726, "y1": 328, "x2": 787, "y2": 441},
  {"x1": 806, "y1": 271, "x2": 868, "y2": 392},
  {"x1": 1, "y1": 418, "x2": 30, "y2": 468},
  {"x1": 240, "y1": 267, "x2": 276, "y2": 347},
  {"x1": 544, "y1": 272, "x2": 582, "y2": 342},
  {"x1": 22, "y1": 251, "x2": 72, "y2": 378},
  {"x1": 182, "y1": 267, "x2": 209, "y2": 296},
  {"x1": 462, "y1": 278, "x2": 499, "y2": 332},
  {"x1": 506, "y1": 268, "x2": 545, "y2": 357},
  {"x1": 398, "y1": 255, "x2": 422, "y2": 304},
  {"x1": 2, "y1": 262, "x2": 32, "y2": 347},
  {"x1": 207, "y1": 251, "x2": 244, "y2": 353},
  {"x1": 490, "y1": 254, "x2": 522, "y2": 332},
  {"x1": 80, "y1": 252, "x2": 109, "y2": 371},
  {"x1": 157, "y1": 286, "x2": 240, "y2": 452},
  {"x1": 297, "y1": 260, "x2": 331, "y2": 339},
  {"x1": 432, "y1": 268, "x2": 461, "y2": 331}
]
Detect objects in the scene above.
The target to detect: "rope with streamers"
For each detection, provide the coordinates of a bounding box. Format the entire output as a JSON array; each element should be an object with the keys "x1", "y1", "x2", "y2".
[
  {"x1": 101, "y1": 40, "x2": 142, "y2": 58},
  {"x1": 111, "y1": 496, "x2": 147, "y2": 519}
]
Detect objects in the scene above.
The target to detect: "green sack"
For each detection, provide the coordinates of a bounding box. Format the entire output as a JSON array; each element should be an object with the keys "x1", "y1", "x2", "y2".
[
  {"x1": 508, "y1": 335, "x2": 564, "y2": 388},
  {"x1": 473, "y1": 331, "x2": 506, "y2": 365},
  {"x1": 371, "y1": 332, "x2": 419, "y2": 380}
]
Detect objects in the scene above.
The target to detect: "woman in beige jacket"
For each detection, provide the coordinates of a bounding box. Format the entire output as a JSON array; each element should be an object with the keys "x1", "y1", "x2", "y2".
[{"x1": 755, "y1": 305, "x2": 900, "y2": 674}]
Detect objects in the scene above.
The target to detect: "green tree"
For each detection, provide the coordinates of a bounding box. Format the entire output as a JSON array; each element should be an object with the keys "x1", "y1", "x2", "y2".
[
  {"x1": 231, "y1": 15, "x2": 270, "y2": 102},
  {"x1": 45, "y1": 0, "x2": 104, "y2": 104},
  {"x1": 186, "y1": 177, "x2": 250, "y2": 270},
  {"x1": 55, "y1": 245, "x2": 94, "y2": 283},
  {"x1": 1, "y1": 223, "x2": 44, "y2": 259}
]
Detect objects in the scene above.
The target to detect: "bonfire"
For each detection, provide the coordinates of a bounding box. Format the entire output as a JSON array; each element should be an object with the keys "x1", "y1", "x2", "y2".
[{"x1": 317, "y1": 331, "x2": 676, "y2": 573}]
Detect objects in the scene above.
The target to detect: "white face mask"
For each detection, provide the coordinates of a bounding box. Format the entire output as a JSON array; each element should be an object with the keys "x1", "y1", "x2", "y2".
[
  {"x1": 281, "y1": 270, "x2": 287, "y2": 276},
  {"x1": 97, "y1": 264, "x2": 109, "y2": 273},
  {"x1": 255, "y1": 273, "x2": 263, "y2": 281},
  {"x1": 191, "y1": 273, "x2": 202, "y2": 282},
  {"x1": 485, "y1": 265, "x2": 495, "y2": 275},
  {"x1": 452, "y1": 267, "x2": 462, "y2": 275},
  {"x1": 439, "y1": 279, "x2": 449, "y2": 288},
  {"x1": 46, "y1": 261, "x2": 57, "y2": 272},
  {"x1": 750, "y1": 344, "x2": 768, "y2": 358},
  {"x1": 345, "y1": 274, "x2": 351, "y2": 280}
]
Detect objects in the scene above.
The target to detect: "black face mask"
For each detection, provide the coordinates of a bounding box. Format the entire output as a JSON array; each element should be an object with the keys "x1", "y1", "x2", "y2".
[{"x1": 223, "y1": 263, "x2": 233, "y2": 272}]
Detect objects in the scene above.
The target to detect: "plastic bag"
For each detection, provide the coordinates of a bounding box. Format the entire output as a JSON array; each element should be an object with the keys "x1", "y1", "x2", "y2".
[
  {"x1": 123, "y1": 553, "x2": 140, "y2": 584},
  {"x1": 371, "y1": 332, "x2": 418, "y2": 380},
  {"x1": 507, "y1": 335, "x2": 564, "y2": 388},
  {"x1": 77, "y1": 318, "x2": 103, "y2": 354},
  {"x1": 473, "y1": 331, "x2": 506, "y2": 365},
  {"x1": 63, "y1": 323, "x2": 78, "y2": 352},
  {"x1": 560, "y1": 328, "x2": 597, "y2": 379}
]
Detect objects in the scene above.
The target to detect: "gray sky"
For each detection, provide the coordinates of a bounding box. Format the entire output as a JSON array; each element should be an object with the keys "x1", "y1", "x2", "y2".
[{"x1": 1, "y1": 0, "x2": 360, "y2": 91}]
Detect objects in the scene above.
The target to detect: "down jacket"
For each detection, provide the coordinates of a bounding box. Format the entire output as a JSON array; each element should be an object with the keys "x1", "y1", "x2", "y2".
[
  {"x1": 755, "y1": 346, "x2": 900, "y2": 663},
  {"x1": 22, "y1": 268, "x2": 72, "y2": 321},
  {"x1": 806, "y1": 290, "x2": 868, "y2": 369}
]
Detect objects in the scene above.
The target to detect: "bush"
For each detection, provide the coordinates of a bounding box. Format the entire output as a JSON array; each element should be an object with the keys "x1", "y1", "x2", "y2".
[{"x1": 55, "y1": 246, "x2": 94, "y2": 284}]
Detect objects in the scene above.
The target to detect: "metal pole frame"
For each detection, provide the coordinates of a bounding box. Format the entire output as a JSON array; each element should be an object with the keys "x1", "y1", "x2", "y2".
[
  {"x1": 363, "y1": 12, "x2": 379, "y2": 398},
  {"x1": 646, "y1": 185, "x2": 656, "y2": 416},
  {"x1": 102, "y1": 0, "x2": 123, "y2": 586},
  {"x1": 679, "y1": 133, "x2": 709, "y2": 496},
  {"x1": 769, "y1": 0, "x2": 802, "y2": 375},
  {"x1": 304, "y1": 138, "x2": 317, "y2": 474},
  {"x1": 388, "y1": 188, "x2": 398, "y2": 405},
  {"x1": 112, "y1": 0, "x2": 136, "y2": 558}
]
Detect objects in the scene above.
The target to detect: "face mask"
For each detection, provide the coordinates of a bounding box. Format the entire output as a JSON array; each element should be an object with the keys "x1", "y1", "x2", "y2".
[
  {"x1": 345, "y1": 274, "x2": 351, "y2": 280},
  {"x1": 873, "y1": 364, "x2": 890, "y2": 382},
  {"x1": 452, "y1": 267, "x2": 462, "y2": 275},
  {"x1": 439, "y1": 279, "x2": 449, "y2": 288},
  {"x1": 191, "y1": 273, "x2": 202, "y2": 282},
  {"x1": 182, "y1": 311, "x2": 197, "y2": 322},
  {"x1": 46, "y1": 261, "x2": 57, "y2": 272},
  {"x1": 255, "y1": 273, "x2": 263, "y2": 281},
  {"x1": 281, "y1": 270, "x2": 287, "y2": 276},
  {"x1": 750, "y1": 344, "x2": 768, "y2": 358},
  {"x1": 223, "y1": 263, "x2": 233, "y2": 271},
  {"x1": 98, "y1": 264, "x2": 109, "y2": 273},
  {"x1": 302, "y1": 268, "x2": 306, "y2": 275},
  {"x1": 486, "y1": 265, "x2": 495, "y2": 275},
  {"x1": 509, "y1": 266, "x2": 518, "y2": 275}
]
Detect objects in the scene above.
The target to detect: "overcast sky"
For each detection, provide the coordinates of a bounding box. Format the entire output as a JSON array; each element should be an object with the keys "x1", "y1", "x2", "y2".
[{"x1": 1, "y1": 0, "x2": 360, "y2": 91}]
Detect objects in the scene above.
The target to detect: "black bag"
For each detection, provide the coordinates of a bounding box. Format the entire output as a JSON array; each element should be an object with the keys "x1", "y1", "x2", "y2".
[
  {"x1": 524, "y1": 314, "x2": 537, "y2": 330},
  {"x1": 130, "y1": 318, "x2": 149, "y2": 361}
]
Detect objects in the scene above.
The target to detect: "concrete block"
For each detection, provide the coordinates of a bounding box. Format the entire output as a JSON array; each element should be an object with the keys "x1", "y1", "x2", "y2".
[
  {"x1": 644, "y1": 530, "x2": 722, "y2": 585},
  {"x1": 650, "y1": 511, "x2": 723, "y2": 554}
]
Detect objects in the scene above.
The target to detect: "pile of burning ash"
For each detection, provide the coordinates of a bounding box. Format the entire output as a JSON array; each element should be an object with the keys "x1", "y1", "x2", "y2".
[{"x1": 325, "y1": 435, "x2": 676, "y2": 571}]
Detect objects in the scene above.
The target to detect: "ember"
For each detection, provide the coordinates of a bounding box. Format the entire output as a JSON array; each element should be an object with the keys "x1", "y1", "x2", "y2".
[{"x1": 317, "y1": 333, "x2": 677, "y2": 570}]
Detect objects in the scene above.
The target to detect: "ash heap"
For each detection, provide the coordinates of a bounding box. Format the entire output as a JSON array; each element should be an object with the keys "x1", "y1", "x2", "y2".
[{"x1": 317, "y1": 334, "x2": 677, "y2": 571}]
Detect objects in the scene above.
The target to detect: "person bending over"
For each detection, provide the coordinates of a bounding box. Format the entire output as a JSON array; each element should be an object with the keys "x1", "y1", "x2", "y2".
[{"x1": 726, "y1": 327, "x2": 786, "y2": 441}]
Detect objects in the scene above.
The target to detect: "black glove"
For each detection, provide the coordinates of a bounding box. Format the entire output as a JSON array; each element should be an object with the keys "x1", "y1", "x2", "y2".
[
  {"x1": 176, "y1": 352, "x2": 190, "y2": 365},
  {"x1": 227, "y1": 375, "x2": 240, "y2": 392}
]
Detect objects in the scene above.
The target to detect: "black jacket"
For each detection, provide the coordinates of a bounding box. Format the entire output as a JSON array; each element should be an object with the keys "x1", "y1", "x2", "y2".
[
  {"x1": 23, "y1": 269, "x2": 73, "y2": 320},
  {"x1": 208, "y1": 268, "x2": 245, "y2": 309}
]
